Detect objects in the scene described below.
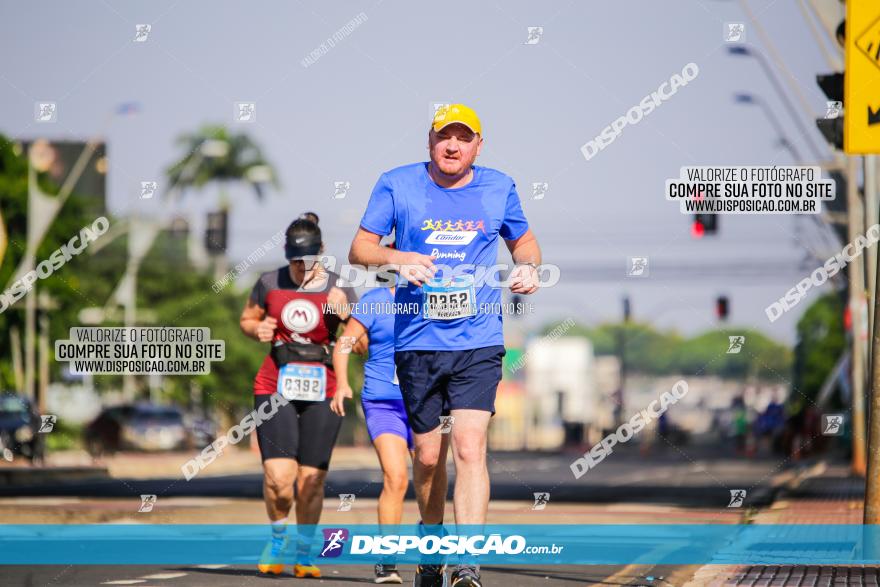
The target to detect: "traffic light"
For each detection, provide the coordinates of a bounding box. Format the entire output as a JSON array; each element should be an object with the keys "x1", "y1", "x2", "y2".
[
  {"x1": 716, "y1": 296, "x2": 729, "y2": 321},
  {"x1": 205, "y1": 210, "x2": 228, "y2": 254},
  {"x1": 691, "y1": 214, "x2": 718, "y2": 238},
  {"x1": 816, "y1": 72, "x2": 845, "y2": 150}
]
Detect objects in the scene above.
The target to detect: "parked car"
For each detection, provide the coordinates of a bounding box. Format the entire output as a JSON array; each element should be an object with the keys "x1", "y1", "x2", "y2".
[
  {"x1": 187, "y1": 415, "x2": 218, "y2": 448},
  {"x1": 84, "y1": 403, "x2": 190, "y2": 455},
  {"x1": 0, "y1": 392, "x2": 45, "y2": 463}
]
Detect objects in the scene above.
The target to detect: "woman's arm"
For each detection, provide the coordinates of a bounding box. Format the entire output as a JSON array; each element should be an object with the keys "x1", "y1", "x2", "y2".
[
  {"x1": 330, "y1": 318, "x2": 369, "y2": 417},
  {"x1": 240, "y1": 300, "x2": 276, "y2": 342}
]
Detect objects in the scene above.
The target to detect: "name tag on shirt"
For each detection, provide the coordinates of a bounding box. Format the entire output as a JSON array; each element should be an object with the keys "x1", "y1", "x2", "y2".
[
  {"x1": 277, "y1": 363, "x2": 326, "y2": 401},
  {"x1": 422, "y1": 275, "x2": 476, "y2": 321}
]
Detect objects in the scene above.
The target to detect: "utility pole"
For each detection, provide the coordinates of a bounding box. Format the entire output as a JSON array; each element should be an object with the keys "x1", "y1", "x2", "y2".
[
  {"x1": 867, "y1": 156, "x2": 879, "y2": 352},
  {"x1": 866, "y1": 157, "x2": 880, "y2": 523},
  {"x1": 616, "y1": 297, "x2": 630, "y2": 426},
  {"x1": 10, "y1": 326, "x2": 24, "y2": 392},
  {"x1": 847, "y1": 155, "x2": 867, "y2": 477},
  {"x1": 37, "y1": 297, "x2": 51, "y2": 415}
]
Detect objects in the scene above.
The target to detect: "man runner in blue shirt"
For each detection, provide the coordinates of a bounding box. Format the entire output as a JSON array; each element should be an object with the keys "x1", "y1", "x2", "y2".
[{"x1": 349, "y1": 104, "x2": 541, "y2": 587}]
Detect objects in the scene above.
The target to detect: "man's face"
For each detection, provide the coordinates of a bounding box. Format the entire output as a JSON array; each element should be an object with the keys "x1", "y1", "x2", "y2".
[{"x1": 428, "y1": 123, "x2": 482, "y2": 177}]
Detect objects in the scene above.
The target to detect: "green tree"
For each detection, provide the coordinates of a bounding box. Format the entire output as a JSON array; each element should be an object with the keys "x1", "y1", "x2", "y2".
[
  {"x1": 792, "y1": 292, "x2": 845, "y2": 412},
  {"x1": 537, "y1": 319, "x2": 791, "y2": 378},
  {"x1": 165, "y1": 125, "x2": 279, "y2": 202},
  {"x1": 0, "y1": 136, "x2": 126, "y2": 389}
]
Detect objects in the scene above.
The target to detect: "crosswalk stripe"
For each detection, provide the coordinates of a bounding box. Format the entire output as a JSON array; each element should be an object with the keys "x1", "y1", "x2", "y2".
[{"x1": 139, "y1": 573, "x2": 188, "y2": 580}]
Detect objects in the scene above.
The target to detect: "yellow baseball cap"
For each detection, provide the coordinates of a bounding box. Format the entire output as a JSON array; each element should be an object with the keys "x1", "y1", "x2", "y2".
[{"x1": 432, "y1": 103, "x2": 482, "y2": 135}]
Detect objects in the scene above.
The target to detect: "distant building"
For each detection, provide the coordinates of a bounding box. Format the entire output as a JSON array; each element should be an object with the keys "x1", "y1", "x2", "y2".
[{"x1": 490, "y1": 333, "x2": 789, "y2": 451}]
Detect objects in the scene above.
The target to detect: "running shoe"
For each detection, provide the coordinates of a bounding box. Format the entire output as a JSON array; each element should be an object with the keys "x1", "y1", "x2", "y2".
[
  {"x1": 450, "y1": 565, "x2": 481, "y2": 587},
  {"x1": 257, "y1": 534, "x2": 289, "y2": 575},
  {"x1": 293, "y1": 562, "x2": 322, "y2": 578},
  {"x1": 413, "y1": 564, "x2": 447, "y2": 587},
  {"x1": 374, "y1": 563, "x2": 403, "y2": 584}
]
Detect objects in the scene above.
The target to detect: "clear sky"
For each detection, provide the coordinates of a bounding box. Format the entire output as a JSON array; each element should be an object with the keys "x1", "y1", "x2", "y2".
[{"x1": 0, "y1": 0, "x2": 847, "y2": 344}]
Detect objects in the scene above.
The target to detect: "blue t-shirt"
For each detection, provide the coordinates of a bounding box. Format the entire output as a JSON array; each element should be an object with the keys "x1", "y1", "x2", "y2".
[
  {"x1": 359, "y1": 162, "x2": 529, "y2": 351},
  {"x1": 350, "y1": 287, "x2": 402, "y2": 400}
]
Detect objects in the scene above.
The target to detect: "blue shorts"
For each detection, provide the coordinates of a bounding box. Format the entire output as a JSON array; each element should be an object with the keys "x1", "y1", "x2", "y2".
[
  {"x1": 361, "y1": 398, "x2": 414, "y2": 449},
  {"x1": 394, "y1": 345, "x2": 505, "y2": 434}
]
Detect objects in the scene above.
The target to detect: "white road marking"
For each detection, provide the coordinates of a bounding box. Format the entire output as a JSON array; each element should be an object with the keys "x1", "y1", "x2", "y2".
[
  {"x1": 101, "y1": 581, "x2": 146, "y2": 585},
  {"x1": 139, "y1": 573, "x2": 188, "y2": 579},
  {"x1": 194, "y1": 565, "x2": 228, "y2": 569}
]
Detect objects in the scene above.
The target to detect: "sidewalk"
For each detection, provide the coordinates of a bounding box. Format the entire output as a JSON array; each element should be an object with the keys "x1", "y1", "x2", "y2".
[
  {"x1": 16, "y1": 444, "x2": 380, "y2": 479},
  {"x1": 685, "y1": 462, "x2": 869, "y2": 587}
]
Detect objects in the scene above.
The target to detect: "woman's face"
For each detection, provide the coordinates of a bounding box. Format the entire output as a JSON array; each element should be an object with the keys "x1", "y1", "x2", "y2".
[{"x1": 288, "y1": 258, "x2": 318, "y2": 279}]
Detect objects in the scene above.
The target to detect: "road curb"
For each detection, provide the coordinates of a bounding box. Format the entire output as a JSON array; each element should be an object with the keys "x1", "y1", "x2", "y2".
[{"x1": 0, "y1": 466, "x2": 110, "y2": 487}]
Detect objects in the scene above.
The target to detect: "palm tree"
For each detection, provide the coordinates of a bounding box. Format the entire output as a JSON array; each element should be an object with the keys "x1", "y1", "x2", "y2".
[
  {"x1": 166, "y1": 124, "x2": 279, "y2": 202},
  {"x1": 164, "y1": 125, "x2": 279, "y2": 270}
]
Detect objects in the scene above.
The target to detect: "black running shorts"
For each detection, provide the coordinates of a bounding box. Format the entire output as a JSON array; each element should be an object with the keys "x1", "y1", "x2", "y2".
[{"x1": 254, "y1": 395, "x2": 343, "y2": 469}]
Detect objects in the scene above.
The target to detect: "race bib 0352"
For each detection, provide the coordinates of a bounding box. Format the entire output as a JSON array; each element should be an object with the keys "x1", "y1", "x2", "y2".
[{"x1": 422, "y1": 275, "x2": 477, "y2": 321}]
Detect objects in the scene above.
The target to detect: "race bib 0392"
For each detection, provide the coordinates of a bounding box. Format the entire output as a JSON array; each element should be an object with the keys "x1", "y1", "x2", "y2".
[{"x1": 277, "y1": 363, "x2": 326, "y2": 401}]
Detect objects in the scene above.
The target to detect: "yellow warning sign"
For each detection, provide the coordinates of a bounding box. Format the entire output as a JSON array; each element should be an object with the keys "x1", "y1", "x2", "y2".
[{"x1": 846, "y1": 1, "x2": 880, "y2": 153}]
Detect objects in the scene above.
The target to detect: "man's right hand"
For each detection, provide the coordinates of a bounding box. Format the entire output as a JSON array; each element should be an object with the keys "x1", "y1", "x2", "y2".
[
  {"x1": 256, "y1": 316, "x2": 278, "y2": 342},
  {"x1": 396, "y1": 252, "x2": 437, "y2": 286}
]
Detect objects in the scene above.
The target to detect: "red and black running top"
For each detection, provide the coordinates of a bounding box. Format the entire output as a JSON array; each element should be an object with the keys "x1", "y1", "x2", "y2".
[{"x1": 249, "y1": 266, "x2": 357, "y2": 397}]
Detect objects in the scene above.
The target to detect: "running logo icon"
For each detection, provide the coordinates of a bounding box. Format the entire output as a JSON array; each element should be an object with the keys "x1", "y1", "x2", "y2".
[
  {"x1": 333, "y1": 181, "x2": 351, "y2": 199},
  {"x1": 728, "y1": 489, "x2": 746, "y2": 508},
  {"x1": 532, "y1": 182, "x2": 549, "y2": 200},
  {"x1": 431, "y1": 102, "x2": 451, "y2": 121},
  {"x1": 439, "y1": 415, "x2": 454, "y2": 434},
  {"x1": 337, "y1": 336, "x2": 357, "y2": 355},
  {"x1": 725, "y1": 23, "x2": 745, "y2": 42},
  {"x1": 235, "y1": 102, "x2": 256, "y2": 123},
  {"x1": 524, "y1": 27, "x2": 543, "y2": 45},
  {"x1": 532, "y1": 492, "x2": 550, "y2": 510},
  {"x1": 140, "y1": 181, "x2": 158, "y2": 199},
  {"x1": 38, "y1": 415, "x2": 57, "y2": 433},
  {"x1": 627, "y1": 257, "x2": 649, "y2": 277},
  {"x1": 727, "y1": 336, "x2": 745, "y2": 354},
  {"x1": 337, "y1": 494, "x2": 355, "y2": 512},
  {"x1": 825, "y1": 101, "x2": 843, "y2": 119},
  {"x1": 134, "y1": 24, "x2": 151, "y2": 42},
  {"x1": 35, "y1": 102, "x2": 57, "y2": 123},
  {"x1": 138, "y1": 494, "x2": 157, "y2": 513},
  {"x1": 319, "y1": 528, "x2": 348, "y2": 558},
  {"x1": 822, "y1": 414, "x2": 844, "y2": 436}
]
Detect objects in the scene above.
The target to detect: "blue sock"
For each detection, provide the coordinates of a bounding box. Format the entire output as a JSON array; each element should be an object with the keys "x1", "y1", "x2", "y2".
[
  {"x1": 270, "y1": 519, "x2": 287, "y2": 552},
  {"x1": 296, "y1": 533, "x2": 313, "y2": 565}
]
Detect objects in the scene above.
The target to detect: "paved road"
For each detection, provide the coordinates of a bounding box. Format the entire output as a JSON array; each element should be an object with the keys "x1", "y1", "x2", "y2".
[
  {"x1": 2, "y1": 563, "x2": 696, "y2": 586},
  {"x1": 0, "y1": 447, "x2": 794, "y2": 586}
]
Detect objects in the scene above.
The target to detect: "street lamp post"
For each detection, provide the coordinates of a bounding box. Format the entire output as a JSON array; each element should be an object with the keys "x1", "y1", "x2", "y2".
[{"x1": 727, "y1": 46, "x2": 827, "y2": 163}]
